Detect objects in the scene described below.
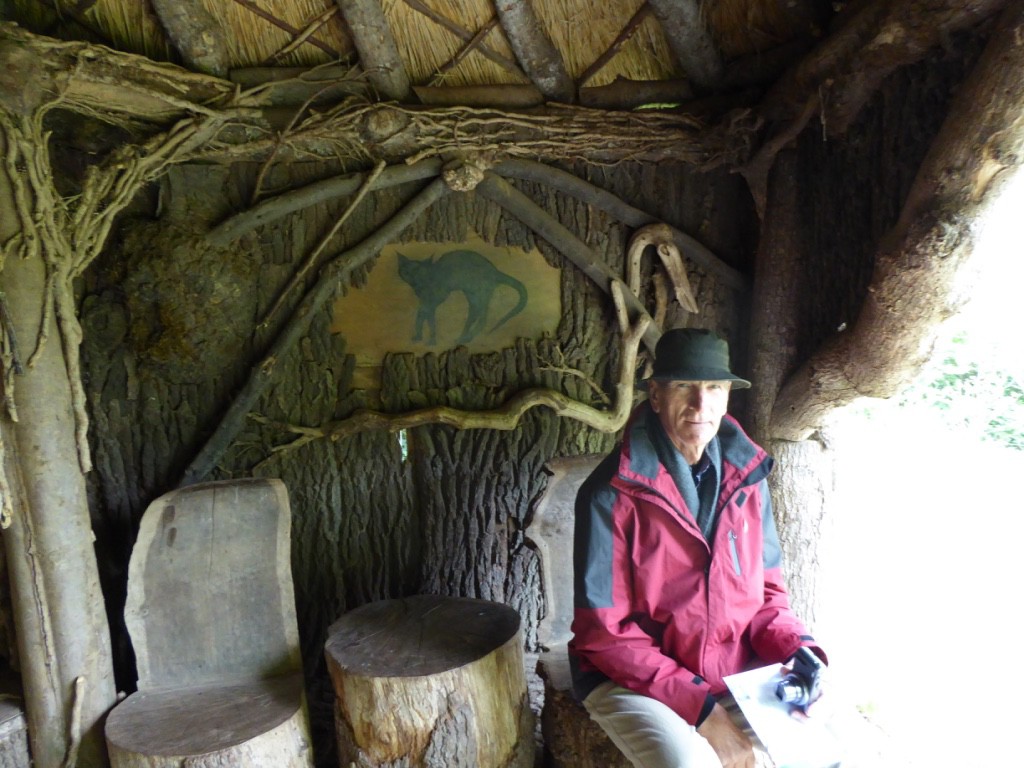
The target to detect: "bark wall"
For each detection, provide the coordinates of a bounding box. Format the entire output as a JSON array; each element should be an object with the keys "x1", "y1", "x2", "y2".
[{"x1": 79, "y1": 158, "x2": 751, "y2": 765}]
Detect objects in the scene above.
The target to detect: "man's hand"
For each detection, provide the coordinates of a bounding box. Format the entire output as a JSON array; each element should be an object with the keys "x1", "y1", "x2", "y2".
[
  {"x1": 696, "y1": 703, "x2": 754, "y2": 767},
  {"x1": 779, "y1": 655, "x2": 828, "y2": 720}
]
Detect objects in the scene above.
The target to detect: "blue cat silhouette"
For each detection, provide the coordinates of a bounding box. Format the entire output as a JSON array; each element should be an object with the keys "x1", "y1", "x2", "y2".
[{"x1": 397, "y1": 249, "x2": 528, "y2": 346}]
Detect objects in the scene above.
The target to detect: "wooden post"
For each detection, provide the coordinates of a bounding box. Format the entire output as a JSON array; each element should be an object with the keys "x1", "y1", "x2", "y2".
[
  {"x1": 0, "y1": 130, "x2": 116, "y2": 768},
  {"x1": 324, "y1": 595, "x2": 534, "y2": 767}
]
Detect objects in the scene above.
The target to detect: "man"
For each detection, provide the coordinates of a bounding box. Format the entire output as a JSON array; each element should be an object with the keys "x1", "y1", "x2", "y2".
[{"x1": 569, "y1": 328, "x2": 825, "y2": 768}]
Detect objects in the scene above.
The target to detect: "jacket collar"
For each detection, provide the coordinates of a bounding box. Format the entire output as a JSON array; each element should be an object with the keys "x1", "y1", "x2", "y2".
[{"x1": 617, "y1": 401, "x2": 771, "y2": 495}]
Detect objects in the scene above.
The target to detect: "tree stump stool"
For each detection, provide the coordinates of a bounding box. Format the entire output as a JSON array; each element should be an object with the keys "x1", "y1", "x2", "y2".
[{"x1": 324, "y1": 595, "x2": 535, "y2": 768}]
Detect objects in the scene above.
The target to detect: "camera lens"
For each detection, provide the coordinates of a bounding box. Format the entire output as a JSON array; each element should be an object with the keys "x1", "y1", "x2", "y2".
[{"x1": 775, "y1": 677, "x2": 808, "y2": 706}]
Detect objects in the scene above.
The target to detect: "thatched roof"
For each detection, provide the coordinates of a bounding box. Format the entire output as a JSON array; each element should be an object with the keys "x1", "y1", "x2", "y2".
[{"x1": 4, "y1": 0, "x2": 827, "y2": 109}]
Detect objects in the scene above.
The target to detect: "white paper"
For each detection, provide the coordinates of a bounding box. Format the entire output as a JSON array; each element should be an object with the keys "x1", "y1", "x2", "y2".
[{"x1": 724, "y1": 664, "x2": 845, "y2": 768}]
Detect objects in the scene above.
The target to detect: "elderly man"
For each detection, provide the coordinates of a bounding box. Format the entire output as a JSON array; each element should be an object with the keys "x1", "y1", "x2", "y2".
[{"x1": 569, "y1": 328, "x2": 825, "y2": 768}]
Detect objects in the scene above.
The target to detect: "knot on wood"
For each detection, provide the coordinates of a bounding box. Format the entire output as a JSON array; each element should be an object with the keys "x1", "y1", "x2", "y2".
[
  {"x1": 442, "y1": 161, "x2": 487, "y2": 192},
  {"x1": 359, "y1": 106, "x2": 408, "y2": 142}
]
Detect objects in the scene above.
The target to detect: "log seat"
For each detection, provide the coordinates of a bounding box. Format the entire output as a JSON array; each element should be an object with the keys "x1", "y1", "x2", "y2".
[{"x1": 537, "y1": 647, "x2": 630, "y2": 768}]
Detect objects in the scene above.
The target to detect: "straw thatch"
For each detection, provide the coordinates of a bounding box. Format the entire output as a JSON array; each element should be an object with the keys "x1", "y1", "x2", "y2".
[{"x1": 5, "y1": 0, "x2": 821, "y2": 93}]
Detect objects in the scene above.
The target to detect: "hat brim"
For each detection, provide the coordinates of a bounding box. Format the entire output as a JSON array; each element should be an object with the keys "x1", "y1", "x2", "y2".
[{"x1": 643, "y1": 369, "x2": 751, "y2": 389}]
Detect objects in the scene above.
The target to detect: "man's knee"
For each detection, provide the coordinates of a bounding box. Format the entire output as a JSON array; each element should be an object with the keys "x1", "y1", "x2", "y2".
[{"x1": 583, "y1": 682, "x2": 722, "y2": 768}]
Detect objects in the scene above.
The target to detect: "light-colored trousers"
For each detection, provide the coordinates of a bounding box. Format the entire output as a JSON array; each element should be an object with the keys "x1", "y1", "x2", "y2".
[{"x1": 583, "y1": 681, "x2": 775, "y2": 768}]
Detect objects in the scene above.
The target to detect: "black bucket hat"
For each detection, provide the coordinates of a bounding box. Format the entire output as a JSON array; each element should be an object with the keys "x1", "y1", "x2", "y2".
[{"x1": 646, "y1": 328, "x2": 751, "y2": 388}]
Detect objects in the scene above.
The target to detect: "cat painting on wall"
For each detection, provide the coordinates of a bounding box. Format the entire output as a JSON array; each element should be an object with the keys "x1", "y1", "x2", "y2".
[{"x1": 397, "y1": 250, "x2": 528, "y2": 346}]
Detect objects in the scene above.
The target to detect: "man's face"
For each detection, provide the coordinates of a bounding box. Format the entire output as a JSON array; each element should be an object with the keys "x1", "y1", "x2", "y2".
[{"x1": 648, "y1": 380, "x2": 732, "y2": 464}]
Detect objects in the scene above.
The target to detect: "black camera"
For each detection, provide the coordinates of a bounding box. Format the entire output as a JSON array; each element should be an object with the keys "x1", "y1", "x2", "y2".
[{"x1": 775, "y1": 647, "x2": 823, "y2": 711}]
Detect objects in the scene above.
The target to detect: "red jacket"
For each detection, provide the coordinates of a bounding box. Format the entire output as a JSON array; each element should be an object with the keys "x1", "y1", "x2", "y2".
[{"x1": 568, "y1": 403, "x2": 820, "y2": 725}]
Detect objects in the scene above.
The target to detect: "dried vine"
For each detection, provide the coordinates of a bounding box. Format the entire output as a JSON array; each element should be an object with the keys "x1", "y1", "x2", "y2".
[{"x1": 0, "y1": 98, "x2": 242, "y2": 473}]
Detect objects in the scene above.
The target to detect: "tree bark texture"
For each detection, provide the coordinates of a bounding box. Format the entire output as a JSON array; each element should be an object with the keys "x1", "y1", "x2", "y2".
[
  {"x1": 745, "y1": 148, "x2": 803, "y2": 441},
  {"x1": 78, "y1": 157, "x2": 751, "y2": 765},
  {"x1": 0, "y1": 134, "x2": 116, "y2": 768},
  {"x1": 764, "y1": 438, "x2": 835, "y2": 631}
]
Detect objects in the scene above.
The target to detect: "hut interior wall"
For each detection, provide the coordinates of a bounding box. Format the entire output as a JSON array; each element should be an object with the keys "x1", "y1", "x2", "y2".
[
  {"x1": 79, "y1": 158, "x2": 754, "y2": 763},
  {"x1": 791, "y1": 36, "x2": 983, "y2": 369}
]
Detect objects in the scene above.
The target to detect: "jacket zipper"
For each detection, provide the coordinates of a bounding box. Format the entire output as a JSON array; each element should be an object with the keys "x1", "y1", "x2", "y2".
[{"x1": 728, "y1": 531, "x2": 742, "y2": 576}]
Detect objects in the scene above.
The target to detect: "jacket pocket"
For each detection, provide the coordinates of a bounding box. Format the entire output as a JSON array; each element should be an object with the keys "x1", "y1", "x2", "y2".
[{"x1": 728, "y1": 531, "x2": 742, "y2": 576}]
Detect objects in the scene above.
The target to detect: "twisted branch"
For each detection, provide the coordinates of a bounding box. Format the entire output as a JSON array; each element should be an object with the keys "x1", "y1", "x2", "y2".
[
  {"x1": 626, "y1": 222, "x2": 699, "y2": 314},
  {"x1": 252, "y1": 282, "x2": 647, "y2": 467}
]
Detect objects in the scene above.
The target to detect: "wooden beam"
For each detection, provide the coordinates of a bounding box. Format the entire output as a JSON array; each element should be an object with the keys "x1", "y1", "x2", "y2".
[
  {"x1": 491, "y1": 159, "x2": 747, "y2": 291},
  {"x1": 0, "y1": 26, "x2": 748, "y2": 167},
  {"x1": 334, "y1": 0, "x2": 412, "y2": 102},
  {"x1": 206, "y1": 159, "x2": 443, "y2": 246},
  {"x1": 204, "y1": 101, "x2": 734, "y2": 166},
  {"x1": 229, "y1": 65, "x2": 368, "y2": 107},
  {"x1": 579, "y1": 78, "x2": 693, "y2": 110},
  {"x1": 494, "y1": 0, "x2": 575, "y2": 103},
  {"x1": 413, "y1": 84, "x2": 544, "y2": 108},
  {"x1": 0, "y1": 22, "x2": 236, "y2": 122},
  {"x1": 150, "y1": 0, "x2": 230, "y2": 77},
  {"x1": 646, "y1": 0, "x2": 723, "y2": 90}
]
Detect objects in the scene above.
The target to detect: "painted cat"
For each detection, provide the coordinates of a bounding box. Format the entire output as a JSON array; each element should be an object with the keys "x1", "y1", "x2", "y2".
[{"x1": 397, "y1": 249, "x2": 528, "y2": 346}]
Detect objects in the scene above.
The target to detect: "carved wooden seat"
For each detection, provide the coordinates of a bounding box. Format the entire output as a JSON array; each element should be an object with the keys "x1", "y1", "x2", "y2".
[
  {"x1": 527, "y1": 455, "x2": 632, "y2": 767},
  {"x1": 105, "y1": 478, "x2": 313, "y2": 767}
]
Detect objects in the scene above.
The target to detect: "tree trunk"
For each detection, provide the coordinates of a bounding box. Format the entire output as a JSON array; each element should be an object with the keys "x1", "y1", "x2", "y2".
[
  {"x1": 745, "y1": 149, "x2": 833, "y2": 626},
  {"x1": 0, "y1": 133, "x2": 116, "y2": 767},
  {"x1": 770, "y1": 1, "x2": 1024, "y2": 441},
  {"x1": 763, "y1": 438, "x2": 835, "y2": 630}
]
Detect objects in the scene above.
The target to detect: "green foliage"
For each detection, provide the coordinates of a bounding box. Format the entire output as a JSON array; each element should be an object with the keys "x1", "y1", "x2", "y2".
[{"x1": 898, "y1": 332, "x2": 1024, "y2": 450}]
